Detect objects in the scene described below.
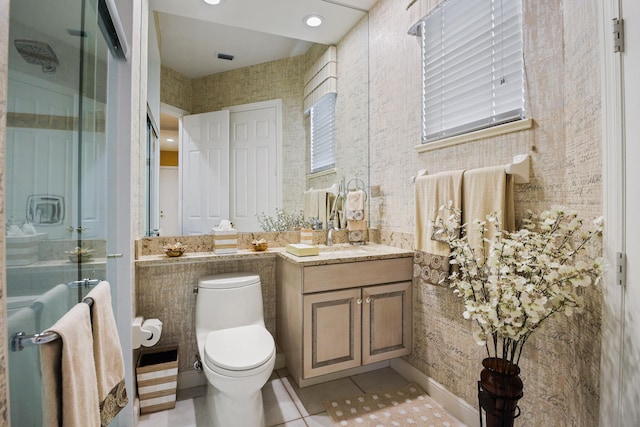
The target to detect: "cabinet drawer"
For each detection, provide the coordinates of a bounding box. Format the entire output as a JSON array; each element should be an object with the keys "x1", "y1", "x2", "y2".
[{"x1": 303, "y1": 257, "x2": 413, "y2": 293}]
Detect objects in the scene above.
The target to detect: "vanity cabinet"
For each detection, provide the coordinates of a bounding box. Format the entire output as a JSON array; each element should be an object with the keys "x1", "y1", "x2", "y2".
[{"x1": 277, "y1": 255, "x2": 413, "y2": 387}]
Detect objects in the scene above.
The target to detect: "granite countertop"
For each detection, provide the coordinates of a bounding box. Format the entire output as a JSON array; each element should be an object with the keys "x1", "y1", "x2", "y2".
[
  {"x1": 277, "y1": 243, "x2": 413, "y2": 266},
  {"x1": 135, "y1": 243, "x2": 413, "y2": 267}
]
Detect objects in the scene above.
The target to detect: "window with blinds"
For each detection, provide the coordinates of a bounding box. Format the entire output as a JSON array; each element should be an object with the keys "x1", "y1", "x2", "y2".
[
  {"x1": 420, "y1": 0, "x2": 525, "y2": 143},
  {"x1": 310, "y1": 93, "x2": 336, "y2": 174}
]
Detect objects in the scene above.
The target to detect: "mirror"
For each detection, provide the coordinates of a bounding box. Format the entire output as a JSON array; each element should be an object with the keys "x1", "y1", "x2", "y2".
[{"x1": 147, "y1": 2, "x2": 370, "y2": 234}]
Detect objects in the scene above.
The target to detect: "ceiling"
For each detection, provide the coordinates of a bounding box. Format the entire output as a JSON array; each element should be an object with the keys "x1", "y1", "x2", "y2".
[
  {"x1": 152, "y1": 0, "x2": 377, "y2": 151},
  {"x1": 150, "y1": 0, "x2": 377, "y2": 78}
]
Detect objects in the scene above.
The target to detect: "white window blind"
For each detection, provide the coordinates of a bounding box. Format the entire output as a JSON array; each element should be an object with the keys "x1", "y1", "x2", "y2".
[
  {"x1": 310, "y1": 93, "x2": 336, "y2": 174},
  {"x1": 420, "y1": 0, "x2": 525, "y2": 143}
]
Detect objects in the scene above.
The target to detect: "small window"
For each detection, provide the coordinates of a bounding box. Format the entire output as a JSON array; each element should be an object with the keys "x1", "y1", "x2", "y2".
[
  {"x1": 310, "y1": 93, "x2": 336, "y2": 174},
  {"x1": 419, "y1": 0, "x2": 525, "y2": 143}
]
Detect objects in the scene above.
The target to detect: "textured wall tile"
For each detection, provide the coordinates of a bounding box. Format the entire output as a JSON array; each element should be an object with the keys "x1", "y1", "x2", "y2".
[
  {"x1": 369, "y1": 0, "x2": 602, "y2": 425},
  {"x1": 136, "y1": 258, "x2": 277, "y2": 373}
]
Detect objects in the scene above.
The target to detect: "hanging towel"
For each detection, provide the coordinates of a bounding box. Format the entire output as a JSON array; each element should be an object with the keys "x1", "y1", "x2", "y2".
[
  {"x1": 9, "y1": 307, "x2": 43, "y2": 427},
  {"x1": 346, "y1": 190, "x2": 367, "y2": 240},
  {"x1": 86, "y1": 281, "x2": 129, "y2": 426},
  {"x1": 317, "y1": 190, "x2": 330, "y2": 229},
  {"x1": 303, "y1": 189, "x2": 314, "y2": 219},
  {"x1": 32, "y1": 284, "x2": 70, "y2": 332},
  {"x1": 414, "y1": 170, "x2": 464, "y2": 286},
  {"x1": 462, "y1": 165, "x2": 515, "y2": 261},
  {"x1": 40, "y1": 303, "x2": 100, "y2": 427}
]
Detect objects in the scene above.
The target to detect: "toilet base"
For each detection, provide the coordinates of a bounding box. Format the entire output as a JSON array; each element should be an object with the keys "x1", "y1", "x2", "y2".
[{"x1": 206, "y1": 383, "x2": 266, "y2": 427}]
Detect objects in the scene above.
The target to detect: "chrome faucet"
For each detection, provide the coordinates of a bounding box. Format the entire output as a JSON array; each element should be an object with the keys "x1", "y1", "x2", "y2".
[{"x1": 327, "y1": 221, "x2": 338, "y2": 246}]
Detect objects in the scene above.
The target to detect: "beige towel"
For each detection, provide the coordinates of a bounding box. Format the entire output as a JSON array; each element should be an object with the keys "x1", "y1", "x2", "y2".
[
  {"x1": 414, "y1": 170, "x2": 464, "y2": 253},
  {"x1": 86, "y1": 281, "x2": 129, "y2": 426},
  {"x1": 40, "y1": 303, "x2": 100, "y2": 427},
  {"x1": 462, "y1": 166, "x2": 515, "y2": 259}
]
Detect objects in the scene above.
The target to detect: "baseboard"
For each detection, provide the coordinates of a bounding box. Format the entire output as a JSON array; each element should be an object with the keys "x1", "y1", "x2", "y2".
[{"x1": 390, "y1": 359, "x2": 479, "y2": 427}]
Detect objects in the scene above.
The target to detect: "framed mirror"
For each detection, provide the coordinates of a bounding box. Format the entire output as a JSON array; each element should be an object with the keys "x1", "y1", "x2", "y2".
[{"x1": 146, "y1": 0, "x2": 371, "y2": 235}]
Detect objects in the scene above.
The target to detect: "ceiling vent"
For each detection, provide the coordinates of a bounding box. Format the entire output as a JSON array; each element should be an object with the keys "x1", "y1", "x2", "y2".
[{"x1": 217, "y1": 53, "x2": 234, "y2": 61}]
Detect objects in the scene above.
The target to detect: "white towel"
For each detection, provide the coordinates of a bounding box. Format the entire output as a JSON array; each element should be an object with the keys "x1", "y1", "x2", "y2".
[
  {"x1": 8, "y1": 307, "x2": 43, "y2": 427},
  {"x1": 303, "y1": 189, "x2": 314, "y2": 219},
  {"x1": 86, "y1": 281, "x2": 129, "y2": 425},
  {"x1": 346, "y1": 190, "x2": 365, "y2": 212},
  {"x1": 40, "y1": 303, "x2": 100, "y2": 427},
  {"x1": 32, "y1": 284, "x2": 70, "y2": 332},
  {"x1": 462, "y1": 166, "x2": 515, "y2": 260},
  {"x1": 346, "y1": 190, "x2": 367, "y2": 239}
]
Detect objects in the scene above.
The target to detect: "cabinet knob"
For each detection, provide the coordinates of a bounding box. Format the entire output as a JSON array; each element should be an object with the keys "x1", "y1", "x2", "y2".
[
  {"x1": 365, "y1": 297, "x2": 371, "y2": 304},
  {"x1": 357, "y1": 298, "x2": 362, "y2": 305}
]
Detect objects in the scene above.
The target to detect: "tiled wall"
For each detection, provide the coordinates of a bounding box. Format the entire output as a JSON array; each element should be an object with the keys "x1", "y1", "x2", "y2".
[
  {"x1": 136, "y1": 257, "x2": 277, "y2": 373},
  {"x1": 160, "y1": 65, "x2": 192, "y2": 113},
  {"x1": 368, "y1": 0, "x2": 602, "y2": 425},
  {"x1": 0, "y1": 0, "x2": 9, "y2": 423}
]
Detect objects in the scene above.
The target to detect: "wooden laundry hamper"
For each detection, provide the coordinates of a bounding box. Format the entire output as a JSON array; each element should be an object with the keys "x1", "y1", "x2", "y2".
[{"x1": 136, "y1": 346, "x2": 179, "y2": 414}]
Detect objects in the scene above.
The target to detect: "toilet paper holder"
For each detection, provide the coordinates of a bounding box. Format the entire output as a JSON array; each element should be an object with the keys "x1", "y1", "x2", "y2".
[{"x1": 132, "y1": 316, "x2": 163, "y2": 349}]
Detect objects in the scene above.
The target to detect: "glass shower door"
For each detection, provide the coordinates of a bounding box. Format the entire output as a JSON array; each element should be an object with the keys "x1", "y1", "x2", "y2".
[{"x1": 5, "y1": 0, "x2": 119, "y2": 424}]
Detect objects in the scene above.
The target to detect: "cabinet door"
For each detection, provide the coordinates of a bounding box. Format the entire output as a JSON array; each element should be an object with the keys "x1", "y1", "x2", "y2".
[
  {"x1": 303, "y1": 288, "x2": 362, "y2": 378},
  {"x1": 362, "y1": 281, "x2": 413, "y2": 364}
]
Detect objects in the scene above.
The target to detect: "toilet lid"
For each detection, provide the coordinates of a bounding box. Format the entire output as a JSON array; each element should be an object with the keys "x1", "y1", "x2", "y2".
[{"x1": 204, "y1": 325, "x2": 275, "y2": 371}]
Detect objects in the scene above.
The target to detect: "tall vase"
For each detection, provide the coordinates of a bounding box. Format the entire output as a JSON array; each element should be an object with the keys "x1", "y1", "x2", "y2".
[{"x1": 478, "y1": 357, "x2": 523, "y2": 427}]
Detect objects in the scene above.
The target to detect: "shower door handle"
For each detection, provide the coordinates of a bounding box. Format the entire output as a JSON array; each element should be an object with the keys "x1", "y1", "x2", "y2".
[{"x1": 107, "y1": 253, "x2": 124, "y2": 258}]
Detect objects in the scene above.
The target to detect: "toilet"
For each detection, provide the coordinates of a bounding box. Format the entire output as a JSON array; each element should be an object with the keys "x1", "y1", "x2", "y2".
[{"x1": 196, "y1": 273, "x2": 276, "y2": 427}]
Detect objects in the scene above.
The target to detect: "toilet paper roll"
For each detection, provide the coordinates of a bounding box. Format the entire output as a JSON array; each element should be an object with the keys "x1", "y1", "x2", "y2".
[{"x1": 140, "y1": 318, "x2": 162, "y2": 347}]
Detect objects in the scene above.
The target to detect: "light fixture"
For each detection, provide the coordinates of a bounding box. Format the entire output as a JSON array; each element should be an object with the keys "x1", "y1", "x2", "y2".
[
  {"x1": 166, "y1": 138, "x2": 174, "y2": 142},
  {"x1": 203, "y1": 0, "x2": 222, "y2": 5},
  {"x1": 304, "y1": 15, "x2": 323, "y2": 27}
]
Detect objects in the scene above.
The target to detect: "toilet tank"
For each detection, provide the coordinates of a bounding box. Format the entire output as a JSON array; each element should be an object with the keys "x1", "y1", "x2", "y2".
[{"x1": 196, "y1": 273, "x2": 265, "y2": 331}]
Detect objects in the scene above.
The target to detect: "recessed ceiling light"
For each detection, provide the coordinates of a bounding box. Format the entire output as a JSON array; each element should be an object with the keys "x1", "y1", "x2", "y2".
[
  {"x1": 203, "y1": 0, "x2": 222, "y2": 5},
  {"x1": 304, "y1": 15, "x2": 323, "y2": 27}
]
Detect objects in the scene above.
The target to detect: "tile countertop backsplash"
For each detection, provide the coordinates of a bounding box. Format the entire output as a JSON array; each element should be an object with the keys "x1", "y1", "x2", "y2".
[
  {"x1": 136, "y1": 230, "x2": 337, "y2": 258},
  {"x1": 135, "y1": 242, "x2": 413, "y2": 267}
]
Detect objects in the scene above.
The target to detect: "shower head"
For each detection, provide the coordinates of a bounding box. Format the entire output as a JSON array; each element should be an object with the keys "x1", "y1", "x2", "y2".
[{"x1": 14, "y1": 39, "x2": 59, "y2": 74}]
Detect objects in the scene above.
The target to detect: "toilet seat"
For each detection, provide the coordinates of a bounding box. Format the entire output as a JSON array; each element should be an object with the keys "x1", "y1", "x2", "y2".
[{"x1": 204, "y1": 325, "x2": 275, "y2": 376}]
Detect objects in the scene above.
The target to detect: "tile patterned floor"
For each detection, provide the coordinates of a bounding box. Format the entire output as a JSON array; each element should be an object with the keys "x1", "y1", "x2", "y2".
[{"x1": 137, "y1": 367, "x2": 416, "y2": 427}]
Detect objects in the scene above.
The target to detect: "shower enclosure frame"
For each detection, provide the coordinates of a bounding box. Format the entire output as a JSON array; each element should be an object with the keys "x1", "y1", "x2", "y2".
[{"x1": 4, "y1": 0, "x2": 133, "y2": 425}]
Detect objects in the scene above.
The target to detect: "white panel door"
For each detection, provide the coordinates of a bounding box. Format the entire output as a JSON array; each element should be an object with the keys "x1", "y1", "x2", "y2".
[
  {"x1": 620, "y1": 0, "x2": 640, "y2": 423},
  {"x1": 159, "y1": 166, "x2": 179, "y2": 236},
  {"x1": 601, "y1": 1, "x2": 640, "y2": 425},
  {"x1": 229, "y1": 105, "x2": 278, "y2": 231},
  {"x1": 181, "y1": 110, "x2": 230, "y2": 235}
]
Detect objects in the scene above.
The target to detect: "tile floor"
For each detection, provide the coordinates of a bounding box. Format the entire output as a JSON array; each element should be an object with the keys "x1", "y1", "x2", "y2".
[{"x1": 138, "y1": 367, "x2": 423, "y2": 427}]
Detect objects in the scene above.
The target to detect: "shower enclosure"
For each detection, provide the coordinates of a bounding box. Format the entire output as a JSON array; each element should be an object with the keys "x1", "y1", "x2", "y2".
[{"x1": 5, "y1": 0, "x2": 126, "y2": 424}]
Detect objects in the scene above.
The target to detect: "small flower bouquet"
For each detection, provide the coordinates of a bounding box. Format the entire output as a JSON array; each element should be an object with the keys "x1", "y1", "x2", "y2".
[{"x1": 437, "y1": 204, "x2": 604, "y2": 370}]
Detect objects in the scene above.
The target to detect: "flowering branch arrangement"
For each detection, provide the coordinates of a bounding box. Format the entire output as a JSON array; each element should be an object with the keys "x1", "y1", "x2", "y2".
[
  {"x1": 256, "y1": 208, "x2": 310, "y2": 232},
  {"x1": 437, "y1": 204, "x2": 604, "y2": 372}
]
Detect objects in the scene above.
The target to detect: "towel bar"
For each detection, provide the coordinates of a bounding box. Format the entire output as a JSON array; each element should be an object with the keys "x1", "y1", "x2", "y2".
[
  {"x1": 412, "y1": 154, "x2": 531, "y2": 184},
  {"x1": 10, "y1": 297, "x2": 94, "y2": 352}
]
